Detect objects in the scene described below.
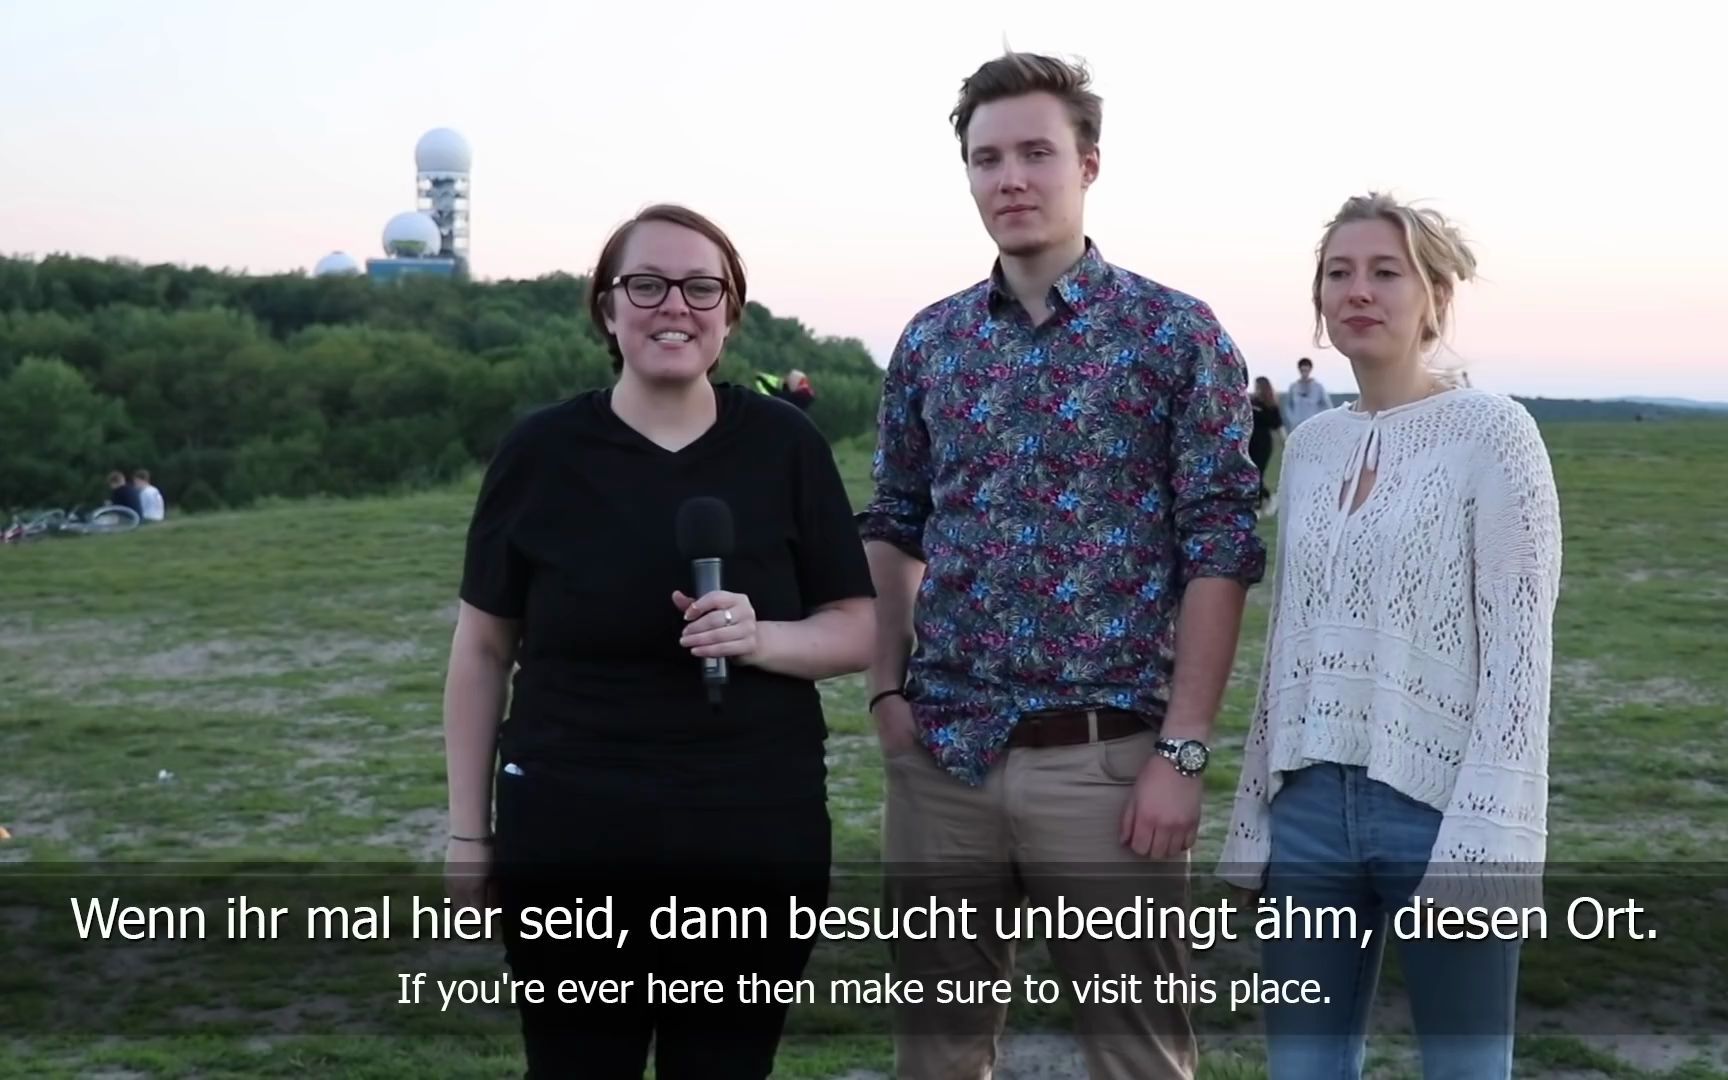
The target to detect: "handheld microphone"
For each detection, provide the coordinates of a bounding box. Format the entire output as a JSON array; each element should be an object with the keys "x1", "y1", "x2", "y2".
[{"x1": 674, "y1": 496, "x2": 735, "y2": 707}]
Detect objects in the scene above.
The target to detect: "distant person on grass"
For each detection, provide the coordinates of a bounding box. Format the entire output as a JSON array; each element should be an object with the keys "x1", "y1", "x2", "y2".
[
  {"x1": 857, "y1": 51, "x2": 1264, "y2": 1079},
  {"x1": 1218, "y1": 192, "x2": 1563, "y2": 1079},
  {"x1": 105, "y1": 471, "x2": 141, "y2": 516},
  {"x1": 132, "y1": 469, "x2": 165, "y2": 522},
  {"x1": 1249, "y1": 376, "x2": 1285, "y2": 514},
  {"x1": 441, "y1": 203, "x2": 874, "y2": 1080},
  {"x1": 753, "y1": 368, "x2": 815, "y2": 411},
  {"x1": 1282, "y1": 356, "x2": 1333, "y2": 430}
]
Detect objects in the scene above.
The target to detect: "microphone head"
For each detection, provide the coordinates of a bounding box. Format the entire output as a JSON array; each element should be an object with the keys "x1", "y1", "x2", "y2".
[{"x1": 675, "y1": 496, "x2": 734, "y2": 560}]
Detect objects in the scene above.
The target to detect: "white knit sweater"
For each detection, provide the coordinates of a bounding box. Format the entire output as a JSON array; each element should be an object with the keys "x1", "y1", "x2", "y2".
[{"x1": 1217, "y1": 388, "x2": 1562, "y2": 904}]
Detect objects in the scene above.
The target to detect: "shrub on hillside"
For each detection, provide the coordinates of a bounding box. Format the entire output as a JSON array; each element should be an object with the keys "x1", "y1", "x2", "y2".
[{"x1": 0, "y1": 256, "x2": 889, "y2": 511}]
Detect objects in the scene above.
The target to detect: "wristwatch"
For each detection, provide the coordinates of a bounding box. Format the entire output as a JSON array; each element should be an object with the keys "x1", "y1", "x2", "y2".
[{"x1": 1155, "y1": 737, "x2": 1210, "y2": 777}]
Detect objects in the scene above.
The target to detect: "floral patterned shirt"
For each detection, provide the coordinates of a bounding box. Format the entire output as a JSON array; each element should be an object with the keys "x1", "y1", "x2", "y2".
[{"x1": 857, "y1": 242, "x2": 1267, "y2": 786}]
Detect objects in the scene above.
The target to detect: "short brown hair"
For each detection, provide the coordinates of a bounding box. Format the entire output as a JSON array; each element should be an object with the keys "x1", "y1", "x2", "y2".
[
  {"x1": 585, "y1": 204, "x2": 748, "y2": 373},
  {"x1": 950, "y1": 52, "x2": 1102, "y2": 161}
]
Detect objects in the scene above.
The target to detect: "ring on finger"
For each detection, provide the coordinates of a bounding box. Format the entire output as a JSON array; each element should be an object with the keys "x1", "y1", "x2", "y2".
[{"x1": 723, "y1": 610, "x2": 736, "y2": 627}]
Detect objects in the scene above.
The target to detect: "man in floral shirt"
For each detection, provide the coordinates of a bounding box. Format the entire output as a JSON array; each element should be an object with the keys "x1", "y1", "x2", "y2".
[{"x1": 857, "y1": 52, "x2": 1265, "y2": 1079}]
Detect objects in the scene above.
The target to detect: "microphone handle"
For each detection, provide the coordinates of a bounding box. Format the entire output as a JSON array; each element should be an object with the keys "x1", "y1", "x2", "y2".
[{"x1": 691, "y1": 558, "x2": 727, "y2": 698}]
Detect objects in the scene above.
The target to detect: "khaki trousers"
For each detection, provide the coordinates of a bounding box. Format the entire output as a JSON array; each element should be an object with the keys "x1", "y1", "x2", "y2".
[{"x1": 881, "y1": 728, "x2": 1196, "y2": 1080}]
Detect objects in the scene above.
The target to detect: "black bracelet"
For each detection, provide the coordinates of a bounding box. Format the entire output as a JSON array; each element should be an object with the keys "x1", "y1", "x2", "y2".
[
  {"x1": 868, "y1": 689, "x2": 906, "y2": 713},
  {"x1": 449, "y1": 834, "x2": 494, "y2": 844}
]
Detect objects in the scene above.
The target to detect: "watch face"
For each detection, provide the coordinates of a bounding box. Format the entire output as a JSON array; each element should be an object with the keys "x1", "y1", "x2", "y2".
[{"x1": 1176, "y1": 742, "x2": 1208, "y2": 772}]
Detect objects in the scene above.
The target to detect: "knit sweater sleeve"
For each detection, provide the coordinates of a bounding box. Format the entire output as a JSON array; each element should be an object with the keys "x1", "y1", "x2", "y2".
[
  {"x1": 1216, "y1": 482, "x2": 1288, "y2": 889},
  {"x1": 1414, "y1": 402, "x2": 1563, "y2": 908}
]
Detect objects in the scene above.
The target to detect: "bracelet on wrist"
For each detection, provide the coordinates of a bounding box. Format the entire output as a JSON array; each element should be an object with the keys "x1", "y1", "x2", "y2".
[
  {"x1": 868, "y1": 689, "x2": 906, "y2": 713},
  {"x1": 449, "y1": 833, "x2": 493, "y2": 844}
]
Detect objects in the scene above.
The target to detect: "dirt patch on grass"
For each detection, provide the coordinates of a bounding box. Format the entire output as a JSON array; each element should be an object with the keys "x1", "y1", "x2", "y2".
[
  {"x1": 3, "y1": 614, "x2": 430, "y2": 704},
  {"x1": 828, "y1": 1034, "x2": 1086, "y2": 1080},
  {"x1": 295, "y1": 712, "x2": 364, "y2": 728},
  {"x1": 72, "y1": 674, "x2": 395, "y2": 717},
  {"x1": 134, "y1": 641, "x2": 259, "y2": 679},
  {"x1": 287, "y1": 733, "x2": 364, "y2": 767},
  {"x1": 993, "y1": 1034, "x2": 1087, "y2": 1079},
  {"x1": 172, "y1": 993, "x2": 358, "y2": 1033},
  {"x1": 0, "y1": 615, "x2": 148, "y2": 653},
  {"x1": 0, "y1": 781, "x2": 80, "y2": 860},
  {"x1": 0, "y1": 905, "x2": 42, "y2": 936},
  {"x1": 0, "y1": 811, "x2": 74, "y2": 848},
  {"x1": 366, "y1": 807, "x2": 447, "y2": 860},
  {"x1": 1621, "y1": 567, "x2": 1698, "y2": 585},
  {"x1": 1531, "y1": 1033, "x2": 1728, "y2": 1077},
  {"x1": 1554, "y1": 659, "x2": 1716, "y2": 712},
  {"x1": 134, "y1": 636, "x2": 429, "y2": 681},
  {"x1": 1564, "y1": 813, "x2": 1724, "y2": 850},
  {"x1": 1604, "y1": 1035, "x2": 1727, "y2": 1074}
]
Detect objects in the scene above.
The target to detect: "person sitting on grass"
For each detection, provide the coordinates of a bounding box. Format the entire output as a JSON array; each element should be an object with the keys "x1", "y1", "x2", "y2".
[
  {"x1": 752, "y1": 369, "x2": 815, "y2": 411},
  {"x1": 133, "y1": 469, "x2": 166, "y2": 523},
  {"x1": 106, "y1": 471, "x2": 142, "y2": 517}
]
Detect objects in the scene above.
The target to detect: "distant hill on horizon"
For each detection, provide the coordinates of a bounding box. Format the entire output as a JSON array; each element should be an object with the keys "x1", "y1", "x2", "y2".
[
  {"x1": 1323, "y1": 391, "x2": 1726, "y2": 423},
  {"x1": 1611, "y1": 395, "x2": 1728, "y2": 413}
]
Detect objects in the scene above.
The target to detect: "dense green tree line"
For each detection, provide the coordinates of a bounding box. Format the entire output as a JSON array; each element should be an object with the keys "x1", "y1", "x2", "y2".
[{"x1": 0, "y1": 255, "x2": 886, "y2": 512}]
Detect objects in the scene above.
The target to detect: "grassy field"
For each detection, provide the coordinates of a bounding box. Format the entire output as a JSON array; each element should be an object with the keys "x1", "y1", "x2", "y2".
[{"x1": 2, "y1": 419, "x2": 1725, "y2": 1079}]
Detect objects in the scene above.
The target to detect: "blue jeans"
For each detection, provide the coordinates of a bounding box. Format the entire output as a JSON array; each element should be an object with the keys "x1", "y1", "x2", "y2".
[{"x1": 1261, "y1": 763, "x2": 1521, "y2": 1080}]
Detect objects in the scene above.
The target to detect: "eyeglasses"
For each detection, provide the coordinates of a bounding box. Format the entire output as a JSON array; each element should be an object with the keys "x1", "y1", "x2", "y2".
[{"x1": 609, "y1": 273, "x2": 729, "y2": 311}]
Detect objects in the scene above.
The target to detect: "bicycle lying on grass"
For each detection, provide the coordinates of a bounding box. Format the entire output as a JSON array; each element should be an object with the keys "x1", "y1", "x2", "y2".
[{"x1": 2, "y1": 505, "x2": 141, "y2": 544}]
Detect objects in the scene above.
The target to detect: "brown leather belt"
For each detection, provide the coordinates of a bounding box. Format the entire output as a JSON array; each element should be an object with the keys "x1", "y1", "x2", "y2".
[{"x1": 1006, "y1": 707, "x2": 1150, "y2": 749}]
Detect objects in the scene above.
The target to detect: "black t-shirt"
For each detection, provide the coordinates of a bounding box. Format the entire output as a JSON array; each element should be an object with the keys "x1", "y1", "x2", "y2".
[
  {"x1": 1251, "y1": 402, "x2": 1283, "y2": 437},
  {"x1": 459, "y1": 383, "x2": 874, "y2": 804}
]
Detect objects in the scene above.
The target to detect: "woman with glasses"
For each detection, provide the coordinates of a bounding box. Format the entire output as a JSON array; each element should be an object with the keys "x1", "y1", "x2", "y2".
[{"x1": 442, "y1": 203, "x2": 876, "y2": 1079}]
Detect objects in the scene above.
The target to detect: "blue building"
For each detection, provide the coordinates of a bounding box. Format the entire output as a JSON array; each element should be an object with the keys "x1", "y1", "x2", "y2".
[{"x1": 365, "y1": 256, "x2": 459, "y2": 283}]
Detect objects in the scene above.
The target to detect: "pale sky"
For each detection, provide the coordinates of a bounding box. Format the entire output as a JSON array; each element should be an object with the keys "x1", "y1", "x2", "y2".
[{"x1": 3, "y1": 1, "x2": 1724, "y2": 400}]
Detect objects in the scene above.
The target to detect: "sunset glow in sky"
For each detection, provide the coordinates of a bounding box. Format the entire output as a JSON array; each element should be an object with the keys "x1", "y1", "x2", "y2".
[{"x1": 3, "y1": 1, "x2": 1723, "y2": 400}]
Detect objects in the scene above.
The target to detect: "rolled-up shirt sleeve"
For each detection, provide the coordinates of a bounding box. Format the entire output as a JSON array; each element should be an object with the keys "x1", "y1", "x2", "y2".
[
  {"x1": 855, "y1": 327, "x2": 933, "y2": 561},
  {"x1": 1168, "y1": 305, "x2": 1266, "y2": 587}
]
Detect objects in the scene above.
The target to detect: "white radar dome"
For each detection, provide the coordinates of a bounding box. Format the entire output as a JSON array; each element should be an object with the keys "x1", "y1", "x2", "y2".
[
  {"x1": 415, "y1": 128, "x2": 472, "y2": 174},
  {"x1": 382, "y1": 212, "x2": 443, "y2": 258},
  {"x1": 312, "y1": 251, "x2": 360, "y2": 277}
]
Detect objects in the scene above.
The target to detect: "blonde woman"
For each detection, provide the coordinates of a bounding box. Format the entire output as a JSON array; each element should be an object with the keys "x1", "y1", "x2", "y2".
[{"x1": 1219, "y1": 193, "x2": 1562, "y2": 1079}]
